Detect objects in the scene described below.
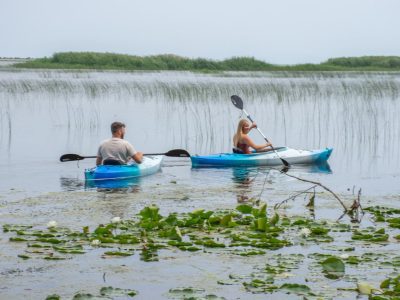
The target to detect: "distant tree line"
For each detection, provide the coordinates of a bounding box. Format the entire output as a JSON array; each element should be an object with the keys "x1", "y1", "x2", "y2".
[{"x1": 14, "y1": 52, "x2": 400, "y2": 71}]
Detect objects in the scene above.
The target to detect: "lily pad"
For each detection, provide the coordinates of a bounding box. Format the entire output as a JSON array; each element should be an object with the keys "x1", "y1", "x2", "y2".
[
  {"x1": 321, "y1": 257, "x2": 345, "y2": 279},
  {"x1": 280, "y1": 283, "x2": 312, "y2": 294},
  {"x1": 236, "y1": 204, "x2": 253, "y2": 214},
  {"x1": 100, "y1": 286, "x2": 137, "y2": 297},
  {"x1": 45, "y1": 295, "x2": 61, "y2": 300}
]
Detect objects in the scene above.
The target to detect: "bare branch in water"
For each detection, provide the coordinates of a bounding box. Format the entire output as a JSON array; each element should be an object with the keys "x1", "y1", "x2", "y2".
[
  {"x1": 275, "y1": 168, "x2": 348, "y2": 212},
  {"x1": 274, "y1": 185, "x2": 317, "y2": 209}
]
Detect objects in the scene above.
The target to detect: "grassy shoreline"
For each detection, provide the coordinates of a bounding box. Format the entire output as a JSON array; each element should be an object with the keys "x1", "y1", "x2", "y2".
[{"x1": 13, "y1": 52, "x2": 400, "y2": 72}]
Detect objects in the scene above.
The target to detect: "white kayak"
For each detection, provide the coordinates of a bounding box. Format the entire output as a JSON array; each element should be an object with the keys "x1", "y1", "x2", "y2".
[{"x1": 191, "y1": 147, "x2": 333, "y2": 167}]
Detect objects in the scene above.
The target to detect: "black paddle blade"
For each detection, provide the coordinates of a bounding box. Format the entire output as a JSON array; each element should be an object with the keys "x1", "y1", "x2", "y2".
[
  {"x1": 164, "y1": 149, "x2": 191, "y2": 157},
  {"x1": 231, "y1": 95, "x2": 243, "y2": 110},
  {"x1": 280, "y1": 165, "x2": 290, "y2": 173},
  {"x1": 281, "y1": 158, "x2": 290, "y2": 167},
  {"x1": 60, "y1": 154, "x2": 85, "y2": 162}
]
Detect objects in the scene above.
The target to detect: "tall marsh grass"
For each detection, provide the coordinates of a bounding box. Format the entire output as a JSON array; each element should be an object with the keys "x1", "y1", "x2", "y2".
[{"x1": 0, "y1": 69, "x2": 399, "y2": 167}]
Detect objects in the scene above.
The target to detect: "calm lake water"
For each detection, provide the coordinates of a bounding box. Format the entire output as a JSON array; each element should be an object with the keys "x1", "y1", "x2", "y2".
[
  {"x1": 0, "y1": 69, "x2": 399, "y2": 196},
  {"x1": 0, "y1": 68, "x2": 399, "y2": 299}
]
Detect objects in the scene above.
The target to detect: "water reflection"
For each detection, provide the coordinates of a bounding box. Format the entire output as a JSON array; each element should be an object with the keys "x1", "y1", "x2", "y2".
[
  {"x1": 232, "y1": 167, "x2": 264, "y2": 203},
  {"x1": 59, "y1": 177, "x2": 85, "y2": 191},
  {"x1": 287, "y1": 162, "x2": 332, "y2": 174},
  {"x1": 84, "y1": 177, "x2": 142, "y2": 191},
  {"x1": 60, "y1": 176, "x2": 142, "y2": 193},
  {"x1": 231, "y1": 163, "x2": 332, "y2": 203}
]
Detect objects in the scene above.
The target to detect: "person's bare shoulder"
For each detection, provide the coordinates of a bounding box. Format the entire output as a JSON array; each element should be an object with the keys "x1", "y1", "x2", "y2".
[{"x1": 241, "y1": 135, "x2": 252, "y2": 143}]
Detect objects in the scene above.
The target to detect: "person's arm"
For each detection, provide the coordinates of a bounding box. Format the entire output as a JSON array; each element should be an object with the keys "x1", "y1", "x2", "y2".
[
  {"x1": 132, "y1": 152, "x2": 143, "y2": 164},
  {"x1": 249, "y1": 122, "x2": 257, "y2": 132},
  {"x1": 96, "y1": 147, "x2": 102, "y2": 166},
  {"x1": 242, "y1": 135, "x2": 271, "y2": 151},
  {"x1": 126, "y1": 142, "x2": 143, "y2": 164}
]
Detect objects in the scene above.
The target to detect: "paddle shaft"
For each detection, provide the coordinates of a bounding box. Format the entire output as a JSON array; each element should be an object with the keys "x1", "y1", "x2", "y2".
[{"x1": 60, "y1": 149, "x2": 190, "y2": 162}]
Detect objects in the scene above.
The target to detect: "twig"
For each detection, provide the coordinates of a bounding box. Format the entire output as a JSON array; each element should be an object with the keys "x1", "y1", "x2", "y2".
[
  {"x1": 257, "y1": 170, "x2": 271, "y2": 200},
  {"x1": 275, "y1": 168, "x2": 348, "y2": 212},
  {"x1": 357, "y1": 188, "x2": 364, "y2": 214},
  {"x1": 275, "y1": 185, "x2": 317, "y2": 209}
]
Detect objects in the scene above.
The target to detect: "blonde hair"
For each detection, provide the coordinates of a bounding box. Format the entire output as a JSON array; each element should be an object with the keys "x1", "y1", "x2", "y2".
[{"x1": 233, "y1": 119, "x2": 249, "y2": 147}]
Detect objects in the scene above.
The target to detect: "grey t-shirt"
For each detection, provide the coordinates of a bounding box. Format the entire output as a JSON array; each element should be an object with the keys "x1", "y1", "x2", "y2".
[{"x1": 97, "y1": 138, "x2": 137, "y2": 164}]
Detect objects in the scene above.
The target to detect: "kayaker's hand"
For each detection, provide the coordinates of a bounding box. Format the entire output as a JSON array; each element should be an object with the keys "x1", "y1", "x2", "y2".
[
  {"x1": 251, "y1": 122, "x2": 257, "y2": 129},
  {"x1": 133, "y1": 152, "x2": 143, "y2": 164}
]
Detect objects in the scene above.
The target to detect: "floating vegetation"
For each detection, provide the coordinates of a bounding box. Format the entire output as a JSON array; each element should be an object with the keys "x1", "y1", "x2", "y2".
[
  {"x1": 99, "y1": 286, "x2": 137, "y2": 297},
  {"x1": 378, "y1": 274, "x2": 400, "y2": 298},
  {"x1": 45, "y1": 286, "x2": 138, "y2": 299},
  {"x1": 320, "y1": 256, "x2": 345, "y2": 279},
  {"x1": 5, "y1": 203, "x2": 400, "y2": 298},
  {"x1": 168, "y1": 287, "x2": 224, "y2": 299},
  {"x1": 45, "y1": 295, "x2": 60, "y2": 300},
  {"x1": 352, "y1": 227, "x2": 389, "y2": 242}
]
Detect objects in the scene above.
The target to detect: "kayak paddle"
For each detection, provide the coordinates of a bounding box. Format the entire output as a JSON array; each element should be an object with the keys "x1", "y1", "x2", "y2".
[
  {"x1": 60, "y1": 149, "x2": 191, "y2": 162},
  {"x1": 230, "y1": 95, "x2": 290, "y2": 167}
]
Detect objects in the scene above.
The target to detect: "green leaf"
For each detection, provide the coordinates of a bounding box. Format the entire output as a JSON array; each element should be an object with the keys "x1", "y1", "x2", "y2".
[
  {"x1": 190, "y1": 209, "x2": 204, "y2": 217},
  {"x1": 269, "y1": 213, "x2": 280, "y2": 226},
  {"x1": 170, "y1": 226, "x2": 183, "y2": 241},
  {"x1": 103, "y1": 251, "x2": 134, "y2": 257},
  {"x1": 280, "y1": 283, "x2": 311, "y2": 294},
  {"x1": 72, "y1": 293, "x2": 95, "y2": 300},
  {"x1": 321, "y1": 257, "x2": 345, "y2": 278},
  {"x1": 310, "y1": 227, "x2": 329, "y2": 236},
  {"x1": 140, "y1": 205, "x2": 161, "y2": 221},
  {"x1": 259, "y1": 203, "x2": 267, "y2": 217},
  {"x1": 256, "y1": 217, "x2": 268, "y2": 231},
  {"x1": 46, "y1": 295, "x2": 61, "y2": 300},
  {"x1": 220, "y1": 215, "x2": 232, "y2": 226},
  {"x1": 252, "y1": 203, "x2": 267, "y2": 218},
  {"x1": 306, "y1": 194, "x2": 315, "y2": 208},
  {"x1": 380, "y1": 278, "x2": 391, "y2": 289},
  {"x1": 93, "y1": 226, "x2": 113, "y2": 237},
  {"x1": 236, "y1": 204, "x2": 253, "y2": 214},
  {"x1": 100, "y1": 286, "x2": 137, "y2": 297},
  {"x1": 82, "y1": 226, "x2": 89, "y2": 234}
]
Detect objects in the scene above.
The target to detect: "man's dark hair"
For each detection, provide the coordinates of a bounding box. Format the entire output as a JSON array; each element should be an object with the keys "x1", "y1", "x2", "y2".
[{"x1": 111, "y1": 122, "x2": 125, "y2": 134}]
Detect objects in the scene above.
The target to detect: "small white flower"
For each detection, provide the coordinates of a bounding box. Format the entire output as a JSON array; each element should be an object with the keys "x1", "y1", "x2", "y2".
[
  {"x1": 340, "y1": 254, "x2": 349, "y2": 259},
  {"x1": 111, "y1": 217, "x2": 121, "y2": 224},
  {"x1": 91, "y1": 239, "x2": 100, "y2": 246},
  {"x1": 47, "y1": 221, "x2": 58, "y2": 228},
  {"x1": 357, "y1": 282, "x2": 374, "y2": 295},
  {"x1": 300, "y1": 228, "x2": 311, "y2": 237}
]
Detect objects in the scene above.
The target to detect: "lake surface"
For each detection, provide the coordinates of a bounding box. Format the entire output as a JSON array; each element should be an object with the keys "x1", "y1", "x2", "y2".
[
  {"x1": 0, "y1": 68, "x2": 399, "y2": 299},
  {"x1": 0, "y1": 69, "x2": 399, "y2": 196}
]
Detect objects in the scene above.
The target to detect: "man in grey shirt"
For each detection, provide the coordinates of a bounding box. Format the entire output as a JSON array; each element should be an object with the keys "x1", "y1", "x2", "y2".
[{"x1": 96, "y1": 122, "x2": 143, "y2": 166}]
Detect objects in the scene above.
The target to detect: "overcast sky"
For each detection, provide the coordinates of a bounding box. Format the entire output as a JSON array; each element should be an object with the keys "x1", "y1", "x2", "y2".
[{"x1": 1, "y1": 0, "x2": 399, "y2": 64}]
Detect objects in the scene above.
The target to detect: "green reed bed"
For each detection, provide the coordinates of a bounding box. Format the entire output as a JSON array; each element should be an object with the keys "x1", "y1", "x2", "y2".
[
  {"x1": 14, "y1": 52, "x2": 400, "y2": 72},
  {"x1": 3, "y1": 68, "x2": 400, "y2": 101},
  {"x1": 4, "y1": 202, "x2": 400, "y2": 299}
]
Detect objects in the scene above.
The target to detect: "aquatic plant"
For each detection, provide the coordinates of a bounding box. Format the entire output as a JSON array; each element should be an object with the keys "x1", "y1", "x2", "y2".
[{"x1": 4, "y1": 202, "x2": 400, "y2": 298}]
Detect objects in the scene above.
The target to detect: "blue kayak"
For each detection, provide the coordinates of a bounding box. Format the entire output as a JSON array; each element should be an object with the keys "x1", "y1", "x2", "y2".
[
  {"x1": 85, "y1": 156, "x2": 163, "y2": 181},
  {"x1": 191, "y1": 147, "x2": 333, "y2": 167}
]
